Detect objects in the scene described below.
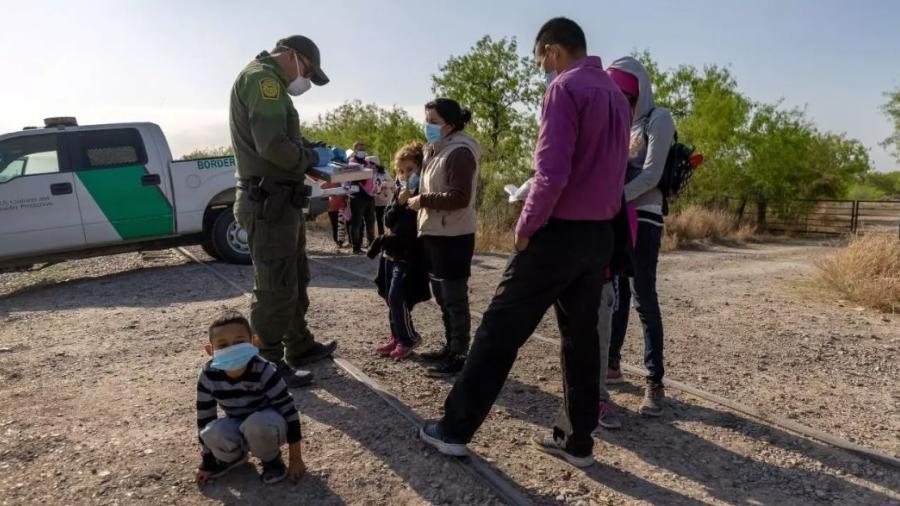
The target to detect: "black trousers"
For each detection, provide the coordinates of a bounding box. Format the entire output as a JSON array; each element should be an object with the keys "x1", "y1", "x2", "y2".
[
  {"x1": 609, "y1": 221, "x2": 665, "y2": 382},
  {"x1": 439, "y1": 219, "x2": 613, "y2": 456},
  {"x1": 327, "y1": 211, "x2": 340, "y2": 244},
  {"x1": 349, "y1": 197, "x2": 375, "y2": 251},
  {"x1": 375, "y1": 205, "x2": 386, "y2": 236}
]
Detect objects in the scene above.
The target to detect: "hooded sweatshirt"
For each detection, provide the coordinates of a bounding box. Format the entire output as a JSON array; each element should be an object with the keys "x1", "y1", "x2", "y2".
[{"x1": 607, "y1": 57, "x2": 676, "y2": 223}]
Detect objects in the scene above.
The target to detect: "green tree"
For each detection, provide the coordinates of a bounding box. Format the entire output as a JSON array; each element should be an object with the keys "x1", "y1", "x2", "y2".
[
  {"x1": 881, "y1": 87, "x2": 900, "y2": 164},
  {"x1": 302, "y1": 100, "x2": 422, "y2": 169},
  {"x1": 431, "y1": 35, "x2": 544, "y2": 205},
  {"x1": 635, "y1": 51, "x2": 874, "y2": 222}
]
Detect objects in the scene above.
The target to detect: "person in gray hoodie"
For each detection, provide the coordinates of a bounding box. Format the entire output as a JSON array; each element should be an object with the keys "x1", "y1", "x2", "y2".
[{"x1": 605, "y1": 56, "x2": 676, "y2": 417}]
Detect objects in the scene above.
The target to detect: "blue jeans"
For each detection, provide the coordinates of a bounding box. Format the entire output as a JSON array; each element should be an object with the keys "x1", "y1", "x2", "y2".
[
  {"x1": 384, "y1": 259, "x2": 421, "y2": 346},
  {"x1": 609, "y1": 221, "x2": 665, "y2": 382}
]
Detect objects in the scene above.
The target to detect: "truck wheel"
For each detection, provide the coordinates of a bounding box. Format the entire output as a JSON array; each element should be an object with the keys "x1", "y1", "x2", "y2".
[
  {"x1": 210, "y1": 210, "x2": 251, "y2": 265},
  {"x1": 201, "y1": 238, "x2": 222, "y2": 261}
]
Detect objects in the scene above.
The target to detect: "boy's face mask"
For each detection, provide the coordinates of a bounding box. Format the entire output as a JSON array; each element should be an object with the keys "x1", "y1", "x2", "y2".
[{"x1": 211, "y1": 342, "x2": 259, "y2": 371}]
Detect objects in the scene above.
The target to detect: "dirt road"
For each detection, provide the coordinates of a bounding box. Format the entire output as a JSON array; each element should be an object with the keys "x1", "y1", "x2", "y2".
[{"x1": 1, "y1": 231, "x2": 898, "y2": 505}]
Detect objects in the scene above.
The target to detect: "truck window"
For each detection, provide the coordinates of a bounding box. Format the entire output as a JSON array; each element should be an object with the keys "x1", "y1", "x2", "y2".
[
  {"x1": 0, "y1": 134, "x2": 60, "y2": 183},
  {"x1": 72, "y1": 128, "x2": 148, "y2": 169}
]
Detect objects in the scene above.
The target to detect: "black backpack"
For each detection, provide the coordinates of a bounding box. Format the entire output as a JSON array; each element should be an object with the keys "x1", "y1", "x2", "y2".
[
  {"x1": 630, "y1": 109, "x2": 700, "y2": 206},
  {"x1": 658, "y1": 134, "x2": 698, "y2": 200}
]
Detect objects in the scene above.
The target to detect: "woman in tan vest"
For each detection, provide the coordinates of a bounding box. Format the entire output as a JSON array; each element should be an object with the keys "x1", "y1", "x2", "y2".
[{"x1": 407, "y1": 98, "x2": 480, "y2": 377}]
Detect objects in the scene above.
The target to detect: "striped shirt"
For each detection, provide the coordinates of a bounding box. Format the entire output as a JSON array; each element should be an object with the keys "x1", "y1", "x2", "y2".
[{"x1": 196, "y1": 356, "x2": 301, "y2": 453}]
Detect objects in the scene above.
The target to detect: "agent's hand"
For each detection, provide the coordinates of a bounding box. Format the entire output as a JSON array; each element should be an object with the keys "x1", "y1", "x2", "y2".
[
  {"x1": 313, "y1": 147, "x2": 334, "y2": 166},
  {"x1": 407, "y1": 195, "x2": 421, "y2": 211},
  {"x1": 398, "y1": 188, "x2": 411, "y2": 205},
  {"x1": 514, "y1": 234, "x2": 529, "y2": 252},
  {"x1": 195, "y1": 468, "x2": 211, "y2": 488}
]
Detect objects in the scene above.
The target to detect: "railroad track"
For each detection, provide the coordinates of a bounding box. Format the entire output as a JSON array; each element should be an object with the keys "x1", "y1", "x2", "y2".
[
  {"x1": 301, "y1": 252, "x2": 900, "y2": 471},
  {"x1": 175, "y1": 247, "x2": 534, "y2": 506},
  {"x1": 176, "y1": 245, "x2": 898, "y2": 505}
]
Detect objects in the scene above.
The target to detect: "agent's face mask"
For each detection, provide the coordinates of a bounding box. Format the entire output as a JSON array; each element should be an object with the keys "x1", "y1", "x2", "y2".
[
  {"x1": 287, "y1": 53, "x2": 312, "y2": 96},
  {"x1": 354, "y1": 150, "x2": 367, "y2": 159},
  {"x1": 211, "y1": 342, "x2": 259, "y2": 371}
]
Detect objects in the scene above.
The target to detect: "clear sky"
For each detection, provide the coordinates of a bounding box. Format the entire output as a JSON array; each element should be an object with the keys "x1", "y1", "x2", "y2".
[{"x1": 2, "y1": 0, "x2": 898, "y2": 171}]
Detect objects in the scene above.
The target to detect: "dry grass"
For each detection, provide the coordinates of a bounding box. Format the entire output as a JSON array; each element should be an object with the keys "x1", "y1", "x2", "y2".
[
  {"x1": 663, "y1": 206, "x2": 756, "y2": 251},
  {"x1": 474, "y1": 204, "x2": 759, "y2": 253},
  {"x1": 475, "y1": 204, "x2": 519, "y2": 252},
  {"x1": 816, "y1": 233, "x2": 900, "y2": 313}
]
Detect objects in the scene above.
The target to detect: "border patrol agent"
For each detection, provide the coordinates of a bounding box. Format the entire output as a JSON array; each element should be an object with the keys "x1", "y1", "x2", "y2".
[{"x1": 230, "y1": 35, "x2": 338, "y2": 387}]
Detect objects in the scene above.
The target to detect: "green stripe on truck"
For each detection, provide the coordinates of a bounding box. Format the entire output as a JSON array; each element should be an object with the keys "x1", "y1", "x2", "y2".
[{"x1": 76, "y1": 165, "x2": 175, "y2": 240}]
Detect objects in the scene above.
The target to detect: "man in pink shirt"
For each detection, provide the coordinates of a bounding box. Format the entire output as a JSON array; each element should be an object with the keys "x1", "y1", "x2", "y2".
[{"x1": 420, "y1": 17, "x2": 631, "y2": 468}]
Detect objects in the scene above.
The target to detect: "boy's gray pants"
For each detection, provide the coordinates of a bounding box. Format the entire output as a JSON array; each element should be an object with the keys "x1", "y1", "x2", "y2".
[
  {"x1": 200, "y1": 409, "x2": 286, "y2": 463},
  {"x1": 598, "y1": 282, "x2": 614, "y2": 402}
]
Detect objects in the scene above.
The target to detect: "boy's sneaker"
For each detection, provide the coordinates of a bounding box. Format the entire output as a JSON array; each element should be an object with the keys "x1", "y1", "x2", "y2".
[
  {"x1": 597, "y1": 400, "x2": 622, "y2": 430},
  {"x1": 419, "y1": 421, "x2": 468, "y2": 456},
  {"x1": 261, "y1": 455, "x2": 288, "y2": 485},
  {"x1": 419, "y1": 345, "x2": 450, "y2": 362},
  {"x1": 425, "y1": 354, "x2": 465, "y2": 378},
  {"x1": 532, "y1": 435, "x2": 594, "y2": 468},
  {"x1": 606, "y1": 366, "x2": 625, "y2": 384},
  {"x1": 204, "y1": 453, "x2": 248, "y2": 479},
  {"x1": 274, "y1": 361, "x2": 314, "y2": 388},
  {"x1": 376, "y1": 336, "x2": 398, "y2": 357},
  {"x1": 390, "y1": 341, "x2": 417, "y2": 360},
  {"x1": 639, "y1": 378, "x2": 665, "y2": 417}
]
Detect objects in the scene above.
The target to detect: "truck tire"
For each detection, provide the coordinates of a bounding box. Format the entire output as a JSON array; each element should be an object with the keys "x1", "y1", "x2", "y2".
[
  {"x1": 201, "y1": 238, "x2": 222, "y2": 261},
  {"x1": 210, "y1": 209, "x2": 252, "y2": 265}
]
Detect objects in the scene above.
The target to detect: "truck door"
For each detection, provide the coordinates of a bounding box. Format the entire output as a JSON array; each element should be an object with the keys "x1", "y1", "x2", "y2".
[
  {"x1": 0, "y1": 133, "x2": 85, "y2": 261},
  {"x1": 69, "y1": 128, "x2": 176, "y2": 245}
]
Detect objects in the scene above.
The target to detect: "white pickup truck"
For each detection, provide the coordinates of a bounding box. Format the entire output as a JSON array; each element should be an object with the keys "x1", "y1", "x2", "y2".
[{"x1": 0, "y1": 118, "x2": 342, "y2": 269}]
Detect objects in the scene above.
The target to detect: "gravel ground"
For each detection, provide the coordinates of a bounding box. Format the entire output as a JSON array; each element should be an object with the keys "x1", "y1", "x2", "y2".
[{"x1": 1, "y1": 229, "x2": 898, "y2": 505}]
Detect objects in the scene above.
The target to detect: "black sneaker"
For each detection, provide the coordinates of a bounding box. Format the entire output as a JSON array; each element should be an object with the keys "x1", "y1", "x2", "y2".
[
  {"x1": 419, "y1": 420, "x2": 468, "y2": 456},
  {"x1": 532, "y1": 435, "x2": 594, "y2": 468},
  {"x1": 419, "y1": 345, "x2": 450, "y2": 362},
  {"x1": 275, "y1": 361, "x2": 314, "y2": 388},
  {"x1": 203, "y1": 453, "x2": 248, "y2": 479},
  {"x1": 291, "y1": 340, "x2": 338, "y2": 366},
  {"x1": 425, "y1": 354, "x2": 465, "y2": 378},
  {"x1": 261, "y1": 456, "x2": 288, "y2": 484}
]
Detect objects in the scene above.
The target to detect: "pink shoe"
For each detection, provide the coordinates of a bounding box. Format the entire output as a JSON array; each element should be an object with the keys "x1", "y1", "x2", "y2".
[
  {"x1": 376, "y1": 336, "x2": 398, "y2": 356},
  {"x1": 390, "y1": 342, "x2": 414, "y2": 360}
]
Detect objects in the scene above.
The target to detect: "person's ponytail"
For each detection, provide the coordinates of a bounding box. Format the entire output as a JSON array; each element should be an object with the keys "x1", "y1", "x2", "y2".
[{"x1": 425, "y1": 98, "x2": 472, "y2": 132}]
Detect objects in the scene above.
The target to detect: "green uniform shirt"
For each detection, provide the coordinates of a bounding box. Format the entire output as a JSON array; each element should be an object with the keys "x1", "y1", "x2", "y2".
[{"x1": 229, "y1": 51, "x2": 318, "y2": 182}]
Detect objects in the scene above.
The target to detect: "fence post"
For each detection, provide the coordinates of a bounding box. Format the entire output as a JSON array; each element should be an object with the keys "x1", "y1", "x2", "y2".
[{"x1": 851, "y1": 200, "x2": 859, "y2": 234}]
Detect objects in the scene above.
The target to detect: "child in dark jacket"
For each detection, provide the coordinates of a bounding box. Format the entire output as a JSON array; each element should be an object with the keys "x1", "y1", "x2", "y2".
[{"x1": 371, "y1": 143, "x2": 431, "y2": 360}]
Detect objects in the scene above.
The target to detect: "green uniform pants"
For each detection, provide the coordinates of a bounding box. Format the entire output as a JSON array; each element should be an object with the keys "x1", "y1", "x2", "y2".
[{"x1": 234, "y1": 189, "x2": 315, "y2": 365}]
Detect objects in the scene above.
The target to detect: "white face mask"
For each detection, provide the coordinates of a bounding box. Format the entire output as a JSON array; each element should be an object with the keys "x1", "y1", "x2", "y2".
[{"x1": 287, "y1": 53, "x2": 312, "y2": 96}]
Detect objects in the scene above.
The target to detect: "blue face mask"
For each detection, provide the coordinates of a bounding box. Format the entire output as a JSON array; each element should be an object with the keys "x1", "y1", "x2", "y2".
[
  {"x1": 424, "y1": 123, "x2": 443, "y2": 143},
  {"x1": 407, "y1": 173, "x2": 420, "y2": 192},
  {"x1": 544, "y1": 70, "x2": 558, "y2": 85},
  {"x1": 211, "y1": 342, "x2": 258, "y2": 371}
]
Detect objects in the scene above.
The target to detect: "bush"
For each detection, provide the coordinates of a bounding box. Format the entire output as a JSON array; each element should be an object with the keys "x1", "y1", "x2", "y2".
[
  {"x1": 663, "y1": 205, "x2": 756, "y2": 251},
  {"x1": 475, "y1": 203, "x2": 518, "y2": 252},
  {"x1": 817, "y1": 233, "x2": 900, "y2": 313}
]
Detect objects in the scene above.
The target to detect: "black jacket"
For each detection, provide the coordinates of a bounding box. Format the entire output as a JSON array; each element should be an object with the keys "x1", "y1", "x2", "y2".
[{"x1": 370, "y1": 193, "x2": 431, "y2": 308}]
